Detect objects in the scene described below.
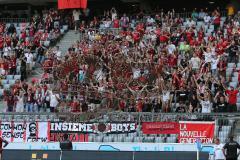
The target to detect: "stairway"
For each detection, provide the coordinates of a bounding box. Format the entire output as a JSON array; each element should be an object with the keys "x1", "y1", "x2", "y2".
[
  {"x1": 29, "y1": 30, "x2": 80, "y2": 80},
  {"x1": 57, "y1": 30, "x2": 81, "y2": 54}
]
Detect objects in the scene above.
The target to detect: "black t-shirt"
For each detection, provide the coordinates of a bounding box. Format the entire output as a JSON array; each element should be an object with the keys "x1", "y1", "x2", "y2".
[
  {"x1": 228, "y1": 45, "x2": 238, "y2": 56},
  {"x1": 223, "y1": 141, "x2": 240, "y2": 159},
  {"x1": 176, "y1": 90, "x2": 188, "y2": 102},
  {"x1": 214, "y1": 102, "x2": 227, "y2": 112},
  {"x1": 38, "y1": 47, "x2": 45, "y2": 56}
]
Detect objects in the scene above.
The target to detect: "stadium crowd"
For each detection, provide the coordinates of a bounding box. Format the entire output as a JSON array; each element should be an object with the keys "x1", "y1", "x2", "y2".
[{"x1": 1, "y1": 8, "x2": 240, "y2": 114}]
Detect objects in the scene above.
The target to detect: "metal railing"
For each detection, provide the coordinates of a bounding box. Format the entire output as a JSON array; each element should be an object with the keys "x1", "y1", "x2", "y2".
[
  {"x1": 0, "y1": 18, "x2": 30, "y2": 23},
  {"x1": 0, "y1": 111, "x2": 240, "y2": 122}
]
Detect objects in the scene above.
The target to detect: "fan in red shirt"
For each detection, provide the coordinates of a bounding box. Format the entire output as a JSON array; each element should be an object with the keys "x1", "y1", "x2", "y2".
[
  {"x1": 113, "y1": 19, "x2": 120, "y2": 28},
  {"x1": 136, "y1": 23, "x2": 145, "y2": 35},
  {"x1": 132, "y1": 31, "x2": 140, "y2": 43},
  {"x1": 0, "y1": 36, "x2": 4, "y2": 50},
  {"x1": 225, "y1": 86, "x2": 239, "y2": 112},
  {"x1": 0, "y1": 24, "x2": 4, "y2": 34}
]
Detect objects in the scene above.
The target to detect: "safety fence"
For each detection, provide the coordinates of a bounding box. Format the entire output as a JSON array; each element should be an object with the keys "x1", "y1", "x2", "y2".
[
  {"x1": 0, "y1": 18, "x2": 30, "y2": 23},
  {"x1": 3, "y1": 150, "x2": 209, "y2": 160},
  {"x1": 0, "y1": 112, "x2": 240, "y2": 122}
]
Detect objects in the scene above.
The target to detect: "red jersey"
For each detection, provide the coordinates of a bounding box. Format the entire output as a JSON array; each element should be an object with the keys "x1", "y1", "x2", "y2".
[
  {"x1": 226, "y1": 90, "x2": 238, "y2": 105},
  {"x1": 113, "y1": 19, "x2": 120, "y2": 28},
  {"x1": 0, "y1": 36, "x2": 4, "y2": 49}
]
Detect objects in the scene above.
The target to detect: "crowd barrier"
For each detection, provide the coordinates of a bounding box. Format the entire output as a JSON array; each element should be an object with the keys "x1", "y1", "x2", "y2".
[
  {"x1": 3, "y1": 150, "x2": 209, "y2": 160},
  {"x1": 0, "y1": 112, "x2": 239, "y2": 122},
  {"x1": 0, "y1": 18, "x2": 30, "y2": 23}
]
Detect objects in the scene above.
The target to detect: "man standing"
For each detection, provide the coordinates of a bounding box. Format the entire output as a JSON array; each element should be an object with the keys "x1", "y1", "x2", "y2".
[
  {"x1": 223, "y1": 136, "x2": 240, "y2": 160},
  {"x1": 214, "y1": 138, "x2": 225, "y2": 160},
  {"x1": 60, "y1": 134, "x2": 72, "y2": 150},
  {"x1": 73, "y1": 9, "x2": 80, "y2": 33},
  {"x1": 0, "y1": 137, "x2": 9, "y2": 160}
]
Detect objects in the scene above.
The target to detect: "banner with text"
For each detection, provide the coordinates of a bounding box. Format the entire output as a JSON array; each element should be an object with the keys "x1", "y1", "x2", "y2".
[
  {"x1": 142, "y1": 122, "x2": 179, "y2": 134},
  {"x1": 50, "y1": 122, "x2": 137, "y2": 134},
  {"x1": 50, "y1": 133, "x2": 88, "y2": 142},
  {"x1": 179, "y1": 121, "x2": 215, "y2": 144},
  {"x1": 0, "y1": 121, "x2": 49, "y2": 142}
]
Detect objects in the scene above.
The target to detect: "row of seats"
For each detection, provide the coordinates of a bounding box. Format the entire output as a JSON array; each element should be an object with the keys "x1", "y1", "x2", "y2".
[
  {"x1": 217, "y1": 125, "x2": 232, "y2": 143},
  {"x1": 88, "y1": 134, "x2": 177, "y2": 143}
]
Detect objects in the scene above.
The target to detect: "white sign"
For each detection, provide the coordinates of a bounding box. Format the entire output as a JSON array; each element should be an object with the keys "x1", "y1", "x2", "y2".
[{"x1": 0, "y1": 122, "x2": 49, "y2": 142}]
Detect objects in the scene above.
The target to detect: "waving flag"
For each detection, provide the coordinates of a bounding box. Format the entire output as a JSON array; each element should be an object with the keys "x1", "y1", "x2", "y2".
[
  {"x1": 196, "y1": 138, "x2": 202, "y2": 151},
  {"x1": 58, "y1": 0, "x2": 87, "y2": 9}
]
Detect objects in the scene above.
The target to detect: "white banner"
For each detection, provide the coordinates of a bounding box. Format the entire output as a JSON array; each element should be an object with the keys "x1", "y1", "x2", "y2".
[{"x1": 0, "y1": 122, "x2": 48, "y2": 142}]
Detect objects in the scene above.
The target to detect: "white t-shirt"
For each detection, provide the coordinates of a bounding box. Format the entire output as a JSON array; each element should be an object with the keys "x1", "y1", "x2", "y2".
[
  {"x1": 133, "y1": 69, "x2": 141, "y2": 79},
  {"x1": 73, "y1": 10, "x2": 80, "y2": 21},
  {"x1": 25, "y1": 53, "x2": 33, "y2": 64},
  {"x1": 162, "y1": 91, "x2": 170, "y2": 102},
  {"x1": 200, "y1": 100, "x2": 212, "y2": 113},
  {"x1": 167, "y1": 44, "x2": 176, "y2": 54},
  {"x1": 211, "y1": 58, "x2": 219, "y2": 70},
  {"x1": 214, "y1": 144, "x2": 225, "y2": 160},
  {"x1": 50, "y1": 93, "x2": 60, "y2": 108},
  {"x1": 204, "y1": 52, "x2": 213, "y2": 63},
  {"x1": 204, "y1": 16, "x2": 211, "y2": 23},
  {"x1": 190, "y1": 57, "x2": 201, "y2": 69},
  {"x1": 56, "y1": 50, "x2": 62, "y2": 60}
]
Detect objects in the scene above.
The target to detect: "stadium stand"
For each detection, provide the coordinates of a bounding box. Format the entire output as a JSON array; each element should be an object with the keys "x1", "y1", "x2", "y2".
[{"x1": 0, "y1": 5, "x2": 240, "y2": 144}]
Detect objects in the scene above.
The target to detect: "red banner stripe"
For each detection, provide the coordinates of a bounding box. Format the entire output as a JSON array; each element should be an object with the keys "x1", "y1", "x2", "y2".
[
  {"x1": 11, "y1": 121, "x2": 14, "y2": 142},
  {"x1": 47, "y1": 122, "x2": 50, "y2": 142}
]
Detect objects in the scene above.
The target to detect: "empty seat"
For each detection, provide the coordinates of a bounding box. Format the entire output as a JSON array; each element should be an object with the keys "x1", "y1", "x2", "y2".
[
  {"x1": 9, "y1": 80, "x2": 16, "y2": 86},
  {"x1": 94, "y1": 136, "x2": 103, "y2": 142},
  {"x1": 113, "y1": 135, "x2": 124, "y2": 142},
  {"x1": 88, "y1": 135, "x2": 94, "y2": 142},
  {"x1": 3, "y1": 84, "x2": 10, "y2": 90},
  {"x1": 143, "y1": 137, "x2": 154, "y2": 143},
  {"x1": 63, "y1": 25, "x2": 68, "y2": 31},
  {"x1": 233, "y1": 72, "x2": 239, "y2": 78},
  {"x1": 133, "y1": 137, "x2": 143, "y2": 142},
  {"x1": 14, "y1": 75, "x2": 21, "y2": 80},
  {"x1": 231, "y1": 77, "x2": 238, "y2": 82},
  {"x1": 0, "y1": 89, "x2": 3, "y2": 97},
  {"x1": 1, "y1": 80, "x2": 8, "y2": 85},
  {"x1": 44, "y1": 41, "x2": 50, "y2": 47},
  {"x1": 229, "y1": 82, "x2": 237, "y2": 88},
  {"x1": 103, "y1": 136, "x2": 113, "y2": 142},
  {"x1": 155, "y1": 137, "x2": 164, "y2": 143},
  {"x1": 228, "y1": 63, "x2": 236, "y2": 68},
  {"x1": 166, "y1": 137, "x2": 177, "y2": 143},
  {"x1": 237, "y1": 103, "x2": 240, "y2": 111},
  {"x1": 124, "y1": 136, "x2": 133, "y2": 142},
  {"x1": 6, "y1": 75, "x2": 14, "y2": 80}
]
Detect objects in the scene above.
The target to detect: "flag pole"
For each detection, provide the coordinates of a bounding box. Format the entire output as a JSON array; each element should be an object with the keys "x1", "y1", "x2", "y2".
[{"x1": 197, "y1": 149, "x2": 199, "y2": 160}]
